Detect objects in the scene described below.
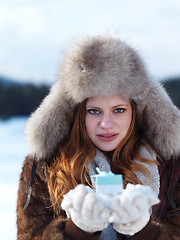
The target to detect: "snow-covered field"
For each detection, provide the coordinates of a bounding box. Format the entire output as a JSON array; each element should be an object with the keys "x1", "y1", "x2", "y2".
[{"x1": 0, "y1": 117, "x2": 28, "y2": 240}]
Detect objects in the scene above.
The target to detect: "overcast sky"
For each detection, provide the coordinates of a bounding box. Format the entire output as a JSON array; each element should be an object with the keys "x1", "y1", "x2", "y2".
[{"x1": 0, "y1": 0, "x2": 180, "y2": 84}]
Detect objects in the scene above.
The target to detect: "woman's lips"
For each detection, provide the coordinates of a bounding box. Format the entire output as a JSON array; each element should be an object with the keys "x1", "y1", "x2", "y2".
[{"x1": 97, "y1": 133, "x2": 119, "y2": 142}]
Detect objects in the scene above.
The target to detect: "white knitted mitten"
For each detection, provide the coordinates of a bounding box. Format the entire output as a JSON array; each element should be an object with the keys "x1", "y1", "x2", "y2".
[
  {"x1": 113, "y1": 212, "x2": 150, "y2": 236},
  {"x1": 61, "y1": 184, "x2": 111, "y2": 232},
  {"x1": 110, "y1": 184, "x2": 159, "y2": 235}
]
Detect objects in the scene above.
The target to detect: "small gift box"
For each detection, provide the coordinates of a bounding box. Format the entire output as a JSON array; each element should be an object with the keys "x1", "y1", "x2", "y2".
[{"x1": 93, "y1": 168, "x2": 123, "y2": 194}]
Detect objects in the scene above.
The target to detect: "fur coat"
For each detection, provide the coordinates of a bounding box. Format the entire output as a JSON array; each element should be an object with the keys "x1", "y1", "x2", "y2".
[{"x1": 17, "y1": 35, "x2": 180, "y2": 239}]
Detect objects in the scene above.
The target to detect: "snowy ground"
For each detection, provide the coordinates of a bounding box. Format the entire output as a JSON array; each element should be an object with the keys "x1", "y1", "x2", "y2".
[{"x1": 0, "y1": 117, "x2": 28, "y2": 240}]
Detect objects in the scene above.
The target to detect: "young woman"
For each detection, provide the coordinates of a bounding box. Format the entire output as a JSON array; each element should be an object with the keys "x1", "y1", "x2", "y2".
[{"x1": 17, "y1": 35, "x2": 180, "y2": 240}]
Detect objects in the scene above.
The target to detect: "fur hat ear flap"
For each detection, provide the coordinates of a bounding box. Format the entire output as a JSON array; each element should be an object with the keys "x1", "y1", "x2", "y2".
[
  {"x1": 134, "y1": 81, "x2": 180, "y2": 160},
  {"x1": 25, "y1": 82, "x2": 76, "y2": 159}
]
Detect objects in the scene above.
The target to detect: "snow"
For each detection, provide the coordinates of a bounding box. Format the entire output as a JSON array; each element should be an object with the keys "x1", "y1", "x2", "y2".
[{"x1": 0, "y1": 117, "x2": 28, "y2": 240}]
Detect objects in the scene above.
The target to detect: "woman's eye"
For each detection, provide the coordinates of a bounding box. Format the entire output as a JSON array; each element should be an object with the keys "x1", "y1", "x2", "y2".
[
  {"x1": 114, "y1": 108, "x2": 125, "y2": 113},
  {"x1": 87, "y1": 109, "x2": 100, "y2": 115}
]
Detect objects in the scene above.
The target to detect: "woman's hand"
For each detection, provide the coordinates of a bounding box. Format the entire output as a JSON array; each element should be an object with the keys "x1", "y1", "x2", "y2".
[{"x1": 61, "y1": 184, "x2": 111, "y2": 233}]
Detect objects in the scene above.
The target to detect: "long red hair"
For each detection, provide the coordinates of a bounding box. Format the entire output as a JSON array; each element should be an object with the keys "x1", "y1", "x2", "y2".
[{"x1": 48, "y1": 99, "x2": 159, "y2": 213}]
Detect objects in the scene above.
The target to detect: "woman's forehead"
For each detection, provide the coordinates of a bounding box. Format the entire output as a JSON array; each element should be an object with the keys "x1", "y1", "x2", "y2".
[{"x1": 86, "y1": 95, "x2": 130, "y2": 106}]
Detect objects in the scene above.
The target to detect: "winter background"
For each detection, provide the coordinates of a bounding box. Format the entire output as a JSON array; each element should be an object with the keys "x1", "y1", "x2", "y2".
[{"x1": 0, "y1": 0, "x2": 180, "y2": 239}]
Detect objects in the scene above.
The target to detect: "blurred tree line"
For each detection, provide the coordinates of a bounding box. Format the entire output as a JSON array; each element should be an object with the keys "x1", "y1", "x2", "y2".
[
  {"x1": 0, "y1": 76, "x2": 179, "y2": 120},
  {"x1": 0, "y1": 76, "x2": 50, "y2": 119},
  {"x1": 162, "y1": 77, "x2": 180, "y2": 108}
]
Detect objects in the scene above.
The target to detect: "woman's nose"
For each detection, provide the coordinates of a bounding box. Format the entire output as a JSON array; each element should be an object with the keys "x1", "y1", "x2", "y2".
[{"x1": 99, "y1": 115, "x2": 114, "y2": 129}]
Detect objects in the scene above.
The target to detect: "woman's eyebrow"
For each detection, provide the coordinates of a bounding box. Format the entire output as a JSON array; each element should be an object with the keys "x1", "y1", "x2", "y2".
[
  {"x1": 86, "y1": 104, "x2": 128, "y2": 109},
  {"x1": 86, "y1": 105, "x2": 101, "y2": 109},
  {"x1": 113, "y1": 104, "x2": 128, "y2": 107}
]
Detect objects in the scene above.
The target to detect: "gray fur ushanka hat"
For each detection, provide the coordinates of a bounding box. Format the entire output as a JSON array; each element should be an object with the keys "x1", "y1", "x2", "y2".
[{"x1": 25, "y1": 35, "x2": 180, "y2": 160}]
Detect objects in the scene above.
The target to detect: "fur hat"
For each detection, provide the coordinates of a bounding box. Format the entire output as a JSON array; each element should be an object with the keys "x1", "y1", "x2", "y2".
[{"x1": 25, "y1": 35, "x2": 180, "y2": 160}]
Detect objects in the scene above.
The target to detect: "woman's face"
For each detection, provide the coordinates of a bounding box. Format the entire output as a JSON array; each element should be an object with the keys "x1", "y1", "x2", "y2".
[{"x1": 85, "y1": 95, "x2": 132, "y2": 152}]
